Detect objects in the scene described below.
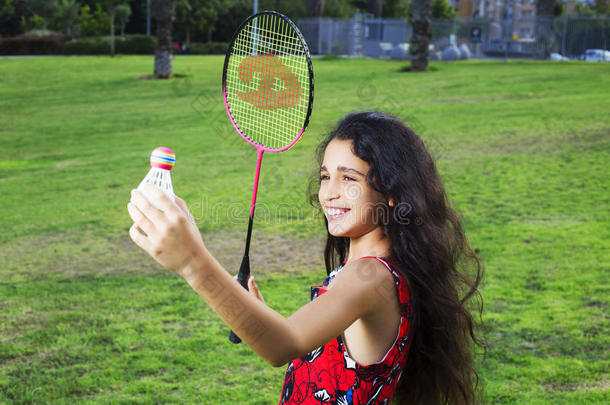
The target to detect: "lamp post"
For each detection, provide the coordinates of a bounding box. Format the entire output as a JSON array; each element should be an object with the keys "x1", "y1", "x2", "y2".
[
  {"x1": 504, "y1": 0, "x2": 513, "y2": 61},
  {"x1": 146, "y1": 0, "x2": 151, "y2": 36}
]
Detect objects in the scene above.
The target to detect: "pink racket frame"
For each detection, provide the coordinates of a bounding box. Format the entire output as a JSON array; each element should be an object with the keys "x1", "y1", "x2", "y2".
[
  {"x1": 223, "y1": 87, "x2": 307, "y2": 217},
  {"x1": 221, "y1": 12, "x2": 313, "y2": 217}
]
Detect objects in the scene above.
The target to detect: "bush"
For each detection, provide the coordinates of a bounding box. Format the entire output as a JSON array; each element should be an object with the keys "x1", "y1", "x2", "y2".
[
  {"x1": 0, "y1": 33, "x2": 71, "y2": 55},
  {"x1": 61, "y1": 35, "x2": 156, "y2": 55},
  {"x1": 188, "y1": 42, "x2": 228, "y2": 55},
  {"x1": 60, "y1": 36, "x2": 108, "y2": 55},
  {"x1": 0, "y1": 34, "x2": 156, "y2": 55},
  {"x1": 116, "y1": 35, "x2": 156, "y2": 54}
]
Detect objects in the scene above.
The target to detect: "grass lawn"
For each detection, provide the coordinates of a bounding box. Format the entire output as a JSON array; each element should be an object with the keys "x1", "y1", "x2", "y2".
[{"x1": 0, "y1": 55, "x2": 608, "y2": 404}]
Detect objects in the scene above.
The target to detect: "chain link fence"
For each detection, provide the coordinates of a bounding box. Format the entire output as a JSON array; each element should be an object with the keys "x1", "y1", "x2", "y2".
[{"x1": 298, "y1": 15, "x2": 610, "y2": 60}]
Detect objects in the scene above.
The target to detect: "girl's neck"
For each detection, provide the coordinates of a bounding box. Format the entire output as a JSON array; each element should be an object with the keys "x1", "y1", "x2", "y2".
[{"x1": 346, "y1": 227, "x2": 391, "y2": 262}]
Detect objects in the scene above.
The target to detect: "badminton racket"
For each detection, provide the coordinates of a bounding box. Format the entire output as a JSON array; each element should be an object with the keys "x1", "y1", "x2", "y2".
[{"x1": 222, "y1": 11, "x2": 314, "y2": 344}]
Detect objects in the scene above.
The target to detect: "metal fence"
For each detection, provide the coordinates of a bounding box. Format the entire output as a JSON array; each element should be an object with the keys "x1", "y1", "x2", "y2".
[{"x1": 297, "y1": 15, "x2": 610, "y2": 60}]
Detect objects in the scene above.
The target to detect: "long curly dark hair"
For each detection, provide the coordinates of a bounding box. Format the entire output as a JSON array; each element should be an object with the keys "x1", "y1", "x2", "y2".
[{"x1": 309, "y1": 111, "x2": 485, "y2": 405}]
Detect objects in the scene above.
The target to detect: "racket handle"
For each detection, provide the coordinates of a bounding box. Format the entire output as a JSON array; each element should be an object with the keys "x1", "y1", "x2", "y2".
[
  {"x1": 229, "y1": 254, "x2": 250, "y2": 344},
  {"x1": 229, "y1": 330, "x2": 242, "y2": 344}
]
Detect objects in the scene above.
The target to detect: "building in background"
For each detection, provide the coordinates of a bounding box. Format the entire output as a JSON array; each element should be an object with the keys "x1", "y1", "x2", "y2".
[
  {"x1": 513, "y1": 0, "x2": 537, "y2": 39},
  {"x1": 449, "y1": 0, "x2": 538, "y2": 39}
]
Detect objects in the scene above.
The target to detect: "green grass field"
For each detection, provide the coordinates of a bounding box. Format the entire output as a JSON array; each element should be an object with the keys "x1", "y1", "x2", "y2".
[{"x1": 0, "y1": 55, "x2": 608, "y2": 404}]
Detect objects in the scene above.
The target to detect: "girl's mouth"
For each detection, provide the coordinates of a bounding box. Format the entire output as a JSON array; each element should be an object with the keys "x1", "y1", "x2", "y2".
[{"x1": 325, "y1": 207, "x2": 350, "y2": 220}]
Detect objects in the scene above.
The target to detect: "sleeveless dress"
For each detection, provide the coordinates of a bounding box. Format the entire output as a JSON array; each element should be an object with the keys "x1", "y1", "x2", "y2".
[{"x1": 278, "y1": 257, "x2": 414, "y2": 405}]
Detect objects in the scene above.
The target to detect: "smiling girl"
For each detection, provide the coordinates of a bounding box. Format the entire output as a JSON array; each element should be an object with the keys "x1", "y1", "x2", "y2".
[{"x1": 127, "y1": 111, "x2": 484, "y2": 404}]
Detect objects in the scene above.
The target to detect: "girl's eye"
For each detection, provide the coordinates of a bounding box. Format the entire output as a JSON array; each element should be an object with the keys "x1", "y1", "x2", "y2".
[
  {"x1": 343, "y1": 176, "x2": 355, "y2": 181},
  {"x1": 320, "y1": 174, "x2": 329, "y2": 181}
]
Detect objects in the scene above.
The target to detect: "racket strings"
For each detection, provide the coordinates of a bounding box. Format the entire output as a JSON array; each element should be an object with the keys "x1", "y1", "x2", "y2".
[{"x1": 225, "y1": 13, "x2": 311, "y2": 151}]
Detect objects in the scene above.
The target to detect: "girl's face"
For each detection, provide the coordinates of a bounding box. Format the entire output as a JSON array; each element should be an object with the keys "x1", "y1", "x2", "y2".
[{"x1": 319, "y1": 139, "x2": 387, "y2": 238}]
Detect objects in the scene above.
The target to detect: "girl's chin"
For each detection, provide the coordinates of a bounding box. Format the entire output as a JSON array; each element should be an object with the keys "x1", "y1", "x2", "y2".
[
  {"x1": 327, "y1": 221, "x2": 356, "y2": 238},
  {"x1": 327, "y1": 225, "x2": 350, "y2": 237},
  {"x1": 327, "y1": 222, "x2": 379, "y2": 239}
]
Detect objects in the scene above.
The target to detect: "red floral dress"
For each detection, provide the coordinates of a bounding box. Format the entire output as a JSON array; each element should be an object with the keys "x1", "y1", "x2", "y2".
[{"x1": 278, "y1": 257, "x2": 414, "y2": 405}]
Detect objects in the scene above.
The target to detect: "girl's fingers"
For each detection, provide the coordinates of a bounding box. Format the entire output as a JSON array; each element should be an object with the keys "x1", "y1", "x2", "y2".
[
  {"x1": 249, "y1": 277, "x2": 265, "y2": 303},
  {"x1": 129, "y1": 223, "x2": 152, "y2": 252},
  {"x1": 127, "y1": 202, "x2": 155, "y2": 236},
  {"x1": 143, "y1": 184, "x2": 179, "y2": 216},
  {"x1": 175, "y1": 197, "x2": 196, "y2": 225},
  {"x1": 175, "y1": 196, "x2": 188, "y2": 213},
  {"x1": 130, "y1": 189, "x2": 165, "y2": 224},
  {"x1": 233, "y1": 275, "x2": 265, "y2": 303}
]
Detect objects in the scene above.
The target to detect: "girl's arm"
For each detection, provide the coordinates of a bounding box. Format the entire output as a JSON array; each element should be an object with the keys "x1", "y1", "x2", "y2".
[{"x1": 128, "y1": 186, "x2": 395, "y2": 367}]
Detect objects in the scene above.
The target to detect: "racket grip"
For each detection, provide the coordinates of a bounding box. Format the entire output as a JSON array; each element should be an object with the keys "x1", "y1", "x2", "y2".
[
  {"x1": 228, "y1": 254, "x2": 250, "y2": 344},
  {"x1": 229, "y1": 330, "x2": 242, "y2": 344}
]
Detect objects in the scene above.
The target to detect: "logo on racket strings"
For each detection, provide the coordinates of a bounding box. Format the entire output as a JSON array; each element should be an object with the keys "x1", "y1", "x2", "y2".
[{"x1": 237, "y1": 54, "x2": 301, "y2": 110}]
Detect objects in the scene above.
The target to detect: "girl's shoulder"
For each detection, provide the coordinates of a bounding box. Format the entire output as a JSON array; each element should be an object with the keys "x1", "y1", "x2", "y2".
[
  {"x1": 327, "y1": 256, "x2": 411, "y2": 303},
  {"x1": 357, "y1": 256, "x2": 412, "y2": 304},
  {"x1": 341, "y1": 256, "x2": 406, "y2": 284}
]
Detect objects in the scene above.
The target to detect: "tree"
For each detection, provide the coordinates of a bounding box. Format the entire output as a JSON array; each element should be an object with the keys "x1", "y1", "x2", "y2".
[
  {"x1": 175, "y1": 0, "x2": 221, "y2": 44},
  {"x1": 383, "y1": 0, "x2": 410, "y2": 18},
  {"x1": 0, "y1": 0, "x2": 17, "y2": 35},
  {"x1": 175, "y1": 0, "x2": 197, "y2": 44},
  {"x1": 101, "y1": 0, "x2": 120, "y2": 56},
  {"x1": 306, "y1": 0, "x2": 324, "y2": 17},
  {"x1": 56, "y1": 0, "x2": 79, "y2": 35},
  {"x1": 115, "y1": 3, "x2": 131, "y2": 37},
  {"x1": 305, "y1": 0, "x2": 324, "y2": 53},
  {"x1": 0, "y1": 0, "x2": 15, "y2": 22},
  {"x1": 27, "y1": 0, "x2": 59, "y2": 34},
  {"x1": 410, "y1": 0, "x2": 431, "y2": 71},
  {"x1": 325, "y1": 0, "x2": 359, "y2": 18},
  {"x1": 574, "y1": 0, "x2": 610, "y2": 16},
  {"x1": 260, "y1": 0, "x2": 306, "y2": 19},
  {"x1": 78, "y1": 4, "x2": 110, "y2": 36},
  {"x1": 153, "y1": 0, "x2": 175, "y2": 78},
  {"x1": 431, "y1": 0, "x2": 455, "y2": 20},
  {"x1": 368, "y1": 0, "x2": 382, "y2": 17},
  {"x1": 535, "y1": 0, "x2": 557, "y2": 58},
  {"x1": 212, "y1": 0, "x2": 251, "y2": 42},
  {"x1": 591, "y1": 0, "x2": 610, "y2": 15}
]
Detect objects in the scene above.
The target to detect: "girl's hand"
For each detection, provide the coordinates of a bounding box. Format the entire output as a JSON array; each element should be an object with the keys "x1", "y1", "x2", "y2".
[
  {"x1": 127, "y1": 185, "x2": 206, "y2": 275},
  {"x1": 234, "y1": 275, "x2": 265, "y2": 303}
]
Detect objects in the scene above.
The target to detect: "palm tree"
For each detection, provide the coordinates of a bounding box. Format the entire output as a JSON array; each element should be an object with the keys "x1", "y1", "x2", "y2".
[
  {"x1": 153, "y1": 0, "x2": 175, "y2": 78},
  {"x1": 410, "y1": 0, "x2": 431, "y2": 71}
]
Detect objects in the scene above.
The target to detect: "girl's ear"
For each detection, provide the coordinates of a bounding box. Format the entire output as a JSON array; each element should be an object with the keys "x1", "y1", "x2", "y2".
[{"x1": 388, "y1": 198, "x2": 395, "y2": 207}]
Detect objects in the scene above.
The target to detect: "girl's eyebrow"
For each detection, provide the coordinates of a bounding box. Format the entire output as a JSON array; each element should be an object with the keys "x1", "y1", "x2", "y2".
[{"x1": 320, "y1": 165, "x2": 365, "y2": 176}]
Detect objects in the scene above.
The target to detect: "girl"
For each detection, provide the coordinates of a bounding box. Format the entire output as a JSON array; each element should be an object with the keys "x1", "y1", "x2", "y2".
[{"x1": 127, "y1": 111, "x2": 484, "y2": 404}]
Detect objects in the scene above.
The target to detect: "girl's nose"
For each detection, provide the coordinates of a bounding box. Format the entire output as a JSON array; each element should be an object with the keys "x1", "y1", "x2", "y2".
[{"x1": 320, "y1": 180, "x2": 340, "y2": 202}]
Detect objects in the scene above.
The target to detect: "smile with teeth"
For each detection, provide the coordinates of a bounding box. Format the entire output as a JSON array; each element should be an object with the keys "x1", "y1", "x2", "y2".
[{"x1": 325, "y1": 207, "x2": 350, "y2": 220}]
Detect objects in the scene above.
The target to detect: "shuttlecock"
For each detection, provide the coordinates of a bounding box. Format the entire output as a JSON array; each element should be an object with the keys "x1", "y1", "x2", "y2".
[{"x1": 137, "y1": 147, "x2": 175, "y2": 209}]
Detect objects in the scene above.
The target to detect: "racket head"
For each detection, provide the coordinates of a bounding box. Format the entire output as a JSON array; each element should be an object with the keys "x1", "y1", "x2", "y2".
[{"x1": 222, "y1": 11, "x2": 314, "y2": 153}]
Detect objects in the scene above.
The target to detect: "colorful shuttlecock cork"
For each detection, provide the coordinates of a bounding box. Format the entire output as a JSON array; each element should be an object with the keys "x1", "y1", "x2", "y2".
[{"x1": 137, "y1": 147, "x2": 175, "y2": 209}]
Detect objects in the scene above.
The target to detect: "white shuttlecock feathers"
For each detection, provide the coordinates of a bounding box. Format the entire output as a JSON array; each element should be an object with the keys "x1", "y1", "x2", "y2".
[{"x1": 137, "y1": 147, "x2": 175, "y2": 209}]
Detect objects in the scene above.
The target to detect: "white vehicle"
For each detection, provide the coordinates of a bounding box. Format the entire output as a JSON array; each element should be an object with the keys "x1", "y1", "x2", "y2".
[
  {"x1": 550, "y1": 52, "x2": 569, "y2": 61},
  {"x1": 583, "y1": 49, "x2": 610, "y2": 62}
]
